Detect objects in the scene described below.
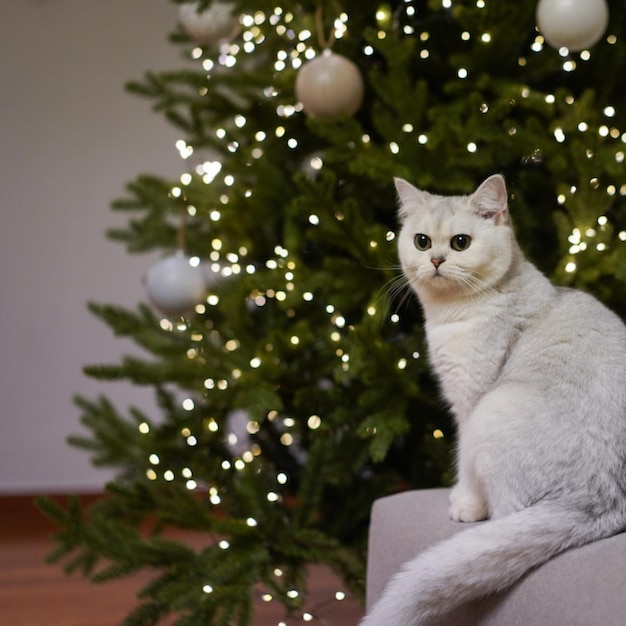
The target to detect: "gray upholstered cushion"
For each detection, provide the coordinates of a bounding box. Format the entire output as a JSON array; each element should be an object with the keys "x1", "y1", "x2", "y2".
[{"x1": 366, "y1": 489, "x2": 626, "y2": 625}]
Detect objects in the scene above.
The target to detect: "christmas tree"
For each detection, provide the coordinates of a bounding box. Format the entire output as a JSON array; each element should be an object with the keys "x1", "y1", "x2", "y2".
[{"x1": 39, "y1": 0, "x2": 626, "y2": 624}]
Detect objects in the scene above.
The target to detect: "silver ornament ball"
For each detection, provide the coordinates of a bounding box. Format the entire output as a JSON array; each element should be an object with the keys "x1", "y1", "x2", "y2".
[
  {"x1": 146, "y1": 252, "x2": 206, "y2": 315},
  {"x1": 179, "y1": 1, "x2": 239, "y2": 46},
  {"x1": 296, "y1": 50, "x2": 365, "y2": 119},
  {"x1": 536, "y1": 0, "x2": 609, "y2": 52}
]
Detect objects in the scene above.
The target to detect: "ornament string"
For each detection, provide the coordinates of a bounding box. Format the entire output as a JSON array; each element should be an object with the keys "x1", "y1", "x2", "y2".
[
  {"x1": 177, "y1": 206, "x2": 187, "y2": 252},
  {"x1": 315, "y1": 5, "x2": 336, "y2": 50}
]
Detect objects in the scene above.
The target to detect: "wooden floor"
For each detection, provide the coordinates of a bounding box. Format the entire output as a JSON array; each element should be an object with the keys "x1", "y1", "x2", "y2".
[{"x1": 0, "y1": 495, "x2": 364, "y2": 626}]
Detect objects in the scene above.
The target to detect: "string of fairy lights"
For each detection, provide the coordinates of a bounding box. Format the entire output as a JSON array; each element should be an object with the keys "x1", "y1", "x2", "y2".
[
  {"x1": 135, "y1": 1, "x2": 626, "y2": 622},
  {"x1": 183, "y1": 1, "x2": 625, "y2": 266}
]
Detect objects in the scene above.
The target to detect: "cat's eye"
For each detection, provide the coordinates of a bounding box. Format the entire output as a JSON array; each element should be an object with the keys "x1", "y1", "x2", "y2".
[
  {"x1": 414, "y1": 234, "x2": 432, "y2": 251},
  {"x1": 451, "y1": 234, "x2": 472, "y2": 251}
]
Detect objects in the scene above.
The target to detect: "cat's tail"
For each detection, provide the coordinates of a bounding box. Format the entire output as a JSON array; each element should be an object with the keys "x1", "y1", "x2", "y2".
[{"x1": 360, "y1": 500, "x2": 614, "y2": 626}]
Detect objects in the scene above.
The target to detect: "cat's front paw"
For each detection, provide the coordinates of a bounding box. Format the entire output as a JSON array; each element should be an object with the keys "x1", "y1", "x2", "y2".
[{"x1": 449, "y1": 490, "x2": 488, "y2": 522}]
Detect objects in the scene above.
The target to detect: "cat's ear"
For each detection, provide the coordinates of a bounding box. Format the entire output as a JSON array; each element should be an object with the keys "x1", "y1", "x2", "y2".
[
  {"x1": 471, "y1": 174, "x2": 509, "y2": 224},
  {"x1": 394, "y1": 177, "x2": 430, "y2": 221}
]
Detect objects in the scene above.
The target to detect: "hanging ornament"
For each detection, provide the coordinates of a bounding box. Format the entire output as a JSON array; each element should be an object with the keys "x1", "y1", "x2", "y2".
[
  {"x1": 536, "y1": 0, "x2": 609, "y2": 52},
  {"x1": 295, "y1": 6, "x2": 364, "y2": 119},
  {"x1": 146, "y1": 252, "x2": 206, "y2": 315},
  {"x1": 145, "y1": 205, "x2": 205, "y2": 315},
  {"x1": 296, "y1": 50, "x2": 365, "y2": 119},
  {"x1": 179, "y1": 1, "x2": 240, "y2": 47}
]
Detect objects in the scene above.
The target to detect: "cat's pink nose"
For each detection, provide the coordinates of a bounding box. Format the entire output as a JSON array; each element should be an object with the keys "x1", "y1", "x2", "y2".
[{"x1": 431, "y1": 257, "x2": 445, "y2": 268}]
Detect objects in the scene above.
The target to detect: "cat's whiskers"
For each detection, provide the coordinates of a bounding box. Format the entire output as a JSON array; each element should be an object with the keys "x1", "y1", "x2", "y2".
[
  {"x1": 360, "y1": 269, "x2": 417, "y2": 326},
  {"x1": 460, "y1": 274, "x2": 499, "y2": 298},
  {"x1": 439, "y1": 265, "x2": 499, "y2": 299},
  {"x1": 385, "y1": 273, "x2": 417, "y2": 314}
]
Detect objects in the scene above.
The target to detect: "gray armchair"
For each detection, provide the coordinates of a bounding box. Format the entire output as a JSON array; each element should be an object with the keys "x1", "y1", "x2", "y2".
[{"x1": 366, "y1": 489, "x2": 626, "y2": 625}]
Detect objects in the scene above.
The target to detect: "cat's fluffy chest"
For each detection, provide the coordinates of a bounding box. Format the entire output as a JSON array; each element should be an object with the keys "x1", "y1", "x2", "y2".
[
  {"x1": 425, "y1": 301, "x2": 517, "y2": 421},
  {"x1": 422, "y1": 262, "x2": 554, "y2": 421}
]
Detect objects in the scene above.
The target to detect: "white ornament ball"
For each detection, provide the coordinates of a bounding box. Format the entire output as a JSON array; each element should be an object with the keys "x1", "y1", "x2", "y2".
[
  {"x1": 146, "y1": 252, "x2": 206, "y2": 315},
  {"x1": 295, "y1": 50, "x2": 365, "y2": 119},
  {"x1": 179, "y1": 1, "x2": 239, "y2": 46},
  {"x1": 536, "y1": 0, "x2": 609, "y2": 52}
]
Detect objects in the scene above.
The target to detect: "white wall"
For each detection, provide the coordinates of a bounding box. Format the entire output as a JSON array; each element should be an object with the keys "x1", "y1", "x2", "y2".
[{"x1": 0, "y1": 1, "x2": 184, "y2": 493}]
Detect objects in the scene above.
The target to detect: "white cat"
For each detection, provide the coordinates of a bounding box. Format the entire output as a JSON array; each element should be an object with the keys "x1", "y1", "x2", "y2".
[{"x1": 360, "y1": 174, "x2": 626, "y2": 625}]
